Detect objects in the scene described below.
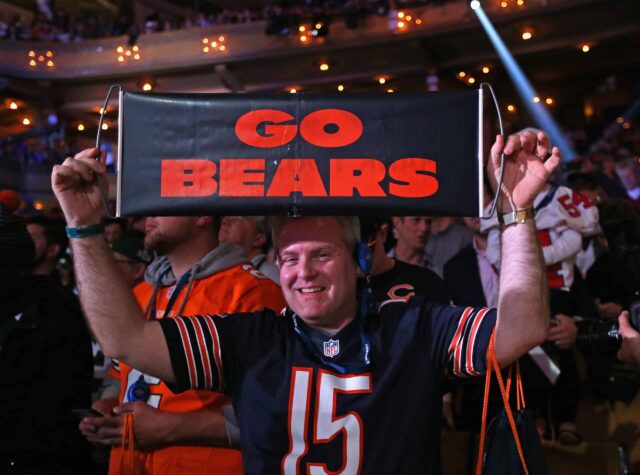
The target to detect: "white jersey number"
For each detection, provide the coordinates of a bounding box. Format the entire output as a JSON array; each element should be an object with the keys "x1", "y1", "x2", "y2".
[{"x1": 282, "y1": 368, "x2": 372, "y2": 475}]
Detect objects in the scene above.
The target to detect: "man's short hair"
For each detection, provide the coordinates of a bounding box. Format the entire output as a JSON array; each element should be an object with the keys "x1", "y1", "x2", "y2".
[
  {"x1": 25, "y1": 215, "x2": 68, "y2": 260},
  {"x1": 270, "y1": 216, "x2": 360, "y2": 258}
]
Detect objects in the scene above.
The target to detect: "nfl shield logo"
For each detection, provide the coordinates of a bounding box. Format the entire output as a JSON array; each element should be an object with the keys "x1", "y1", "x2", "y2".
[{"x1": 323, "y1": 339, "x2": 340, "y2": 358}]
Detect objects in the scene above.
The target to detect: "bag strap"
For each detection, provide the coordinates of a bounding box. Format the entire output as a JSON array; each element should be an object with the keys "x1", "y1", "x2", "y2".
[{"x1": 475, "y1": 333, "x2": 530, "y2": 475}]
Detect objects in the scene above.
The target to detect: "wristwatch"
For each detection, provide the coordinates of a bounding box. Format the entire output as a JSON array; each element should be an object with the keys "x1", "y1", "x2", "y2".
[{"x1": 497, "y1": 206, "x2": 535, "y2": 226}]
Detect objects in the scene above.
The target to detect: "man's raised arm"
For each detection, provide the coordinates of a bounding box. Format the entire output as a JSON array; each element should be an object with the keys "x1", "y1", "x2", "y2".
[
  {"x1": 489, "y1": 131, "x2": 561, "y2": 366},
  {"x1": 51, "y1": 148, "x2": 174, "y2": 383}
]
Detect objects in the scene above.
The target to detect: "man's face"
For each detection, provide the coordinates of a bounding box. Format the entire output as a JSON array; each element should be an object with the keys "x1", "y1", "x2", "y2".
[
  {"x1": 144, "y1": 216, "x2": 200, "y2": 255},
  {"x1": 276, "y1": 217, "x2": 358, "y2": 331},
  {"x1": 104, "y1": 223, "x2": 123, "y2": 243},
  {"x1": 218, "y1": 216, "x2": 256, "y2": 252},
  {"x1": 26, "y1": 223, "x2": 48, "y2": 261},
  {"x1": 112, "y1": 251, "x2": 144, "y2": 288},
  {"x1": 393, "y1": 216, "x2": 431, "y2": 251}
]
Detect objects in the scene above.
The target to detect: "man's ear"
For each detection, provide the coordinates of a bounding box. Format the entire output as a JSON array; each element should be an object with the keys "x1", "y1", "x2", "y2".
[
  {"x1": 252, "y1": 232, "x2": 267, "y2": 251},
  {"x1": 46, "y1": 243, "x2": 61, "y2": 260},
  {"x1": 195, "y1": 216, "x2": 214, "y2": 227}
]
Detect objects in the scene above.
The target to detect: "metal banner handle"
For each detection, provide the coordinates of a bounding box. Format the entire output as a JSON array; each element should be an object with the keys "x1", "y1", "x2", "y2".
[
  {"x1": 95, "y1": 84, "x2": 122, "y2": 219},
  {"x1": 480, "y1": 82, "x2": 505, "y2": 220}
]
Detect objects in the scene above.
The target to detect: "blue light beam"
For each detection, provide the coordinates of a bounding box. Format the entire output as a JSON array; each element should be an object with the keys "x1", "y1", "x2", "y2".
[{"x1": 472, "y1": 2, "x2": 575, "y2": 162}]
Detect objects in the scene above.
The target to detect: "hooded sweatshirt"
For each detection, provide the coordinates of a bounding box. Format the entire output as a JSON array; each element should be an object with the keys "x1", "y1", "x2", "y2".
[{"x1": 109, "y1": 242, "x2": 286, "y2": 475}]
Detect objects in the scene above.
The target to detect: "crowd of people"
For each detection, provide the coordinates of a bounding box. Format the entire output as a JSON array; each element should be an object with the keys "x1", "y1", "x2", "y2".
[
  {"x1": 1, "y1": 122, "x2": 640, "y2": 473},
  {"x1": 0, "y1": 0, "x2": 452, "y2": 43}
]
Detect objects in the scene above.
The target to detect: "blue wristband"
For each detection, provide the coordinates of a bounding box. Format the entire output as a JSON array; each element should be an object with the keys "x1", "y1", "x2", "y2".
[{"x1": 66, "y1": 223, "x2": 104, "y2": 239}]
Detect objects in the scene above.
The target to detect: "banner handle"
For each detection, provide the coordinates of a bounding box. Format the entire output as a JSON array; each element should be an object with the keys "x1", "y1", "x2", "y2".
[
  {"x1": 480, "y1": 82, "x2": 505, "y2": 220},
  {"x1": 94, "y1": 84, "x2": 122, "y2": 219}
]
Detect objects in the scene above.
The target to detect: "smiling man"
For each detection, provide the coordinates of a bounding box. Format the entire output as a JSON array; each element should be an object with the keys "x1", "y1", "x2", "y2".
[{"x1": 52, "y1": 129, "x2": 559, "y2": 474}]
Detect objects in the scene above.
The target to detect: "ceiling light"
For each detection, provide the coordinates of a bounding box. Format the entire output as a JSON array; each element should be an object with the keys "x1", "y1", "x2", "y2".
[
  {"x1": 458, "y1": 71, "x2": 466, "y2": 78},
  {"x1": 507, "y1": 104, "x2": 516, "y2": 112},
  {"x1": 533, "y1": 96, "x2": 540, "y2": 103},
  {"x1": 300, "y1": 35, "x2": 308, "y2": 43},
  {"x1": 387, "y1": 88, "x2": 394, "y2": 93},
  {"x1": 545, "y1": 98, "x2": 554, "y2": 105},
  {"x1": 517, "y1": 0, "x2": 524, "y2": 5},
  {"x1": 521, "y1": 30, "x2": 533, "y2": 40},
  {"x1": 219, "y1": 45, "x2": 226, "y2": 51},
  {"x1": 482, "y1": 66, "x2": 490, "y2": 74},
  {"x1": 501, "y1": 1, "x2": 507, "y2": 7},
  {"x1": 467, "y1": 77, "x2": 476, "y2": 84},
  {"x1": 337, "y1": 84, "x2": 344, "y2": 92},
  {"x1": 142, "y1": 83, "x2": 153, "y2": 92},
  {"x1": 470, "y1": 1, "x2": 481, "y2": 10},
  {"x1": 9, "y1": 102, "x2": 17, "y2": 110},
  {"x1": 378, "y1": 77, "x2": 386, "y2": 84},
  {"x1": 299, "y1": 26, "x2": 306, "y2": 32},
  {"x1": 397, "y1": 11, "x2": 405, "y2": 19},
  {"x1": 319, "y1": 62, "x2": 329, "y2": 71},
  {"x1": 415, "y1": 19, "x2": 422, "y2": 25},
  {"x1": 118, "y1": 56, "x2": 124, "y2": 62},
  {"x1": 289, "y1": 88, "x2": 297, "y2": 94},
  {"x1": 397, "y1": 21, "x2": 405, "y2": 28},
  {"x1": 101, "y1": 123, "x2": 109, "y2": 130},
  {"x1": 28, "y1": 50, "x2": 35, "y2": 57},
  {"x1": 22, "y1": 118, "x2": 31, "y2": 125},
  {"x1": 617, "y1": 117, "x2": 625, "y2": 124},
  {"x1": 218, "y1": 36, "x2": 225, "y2": 42},
  {"x1": 46, "y1": 60, "x2": 54, "y2": 67},
  {"x1": 117, "y1": 46, "x2": 124, "y2": 53},
  {"x1": 581, "y1": 44, "x2": 590, "y2": 53},
  {"x1": 77, "y1": 123, "x2": 85, "y2": 131}
]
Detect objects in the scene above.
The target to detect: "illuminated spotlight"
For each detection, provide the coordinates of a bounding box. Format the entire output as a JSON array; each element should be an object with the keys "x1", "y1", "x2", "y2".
[
  {"x1": 210, "y1": 41, "x2": 218, "y2": 47},
  {"x1": 397, "y1": 21, "x2": 406, "y2": 29},
  {"x1": 34, "y1": 201, "x2": 44, "y2": 211},
  {"x1": 117, "y1": 46, "x2": 124, "y2": 53},
  {"x1": 387, "y1": 88, "x2": 395, "y2": 93},
  {"x1": 46, "y1": 60, "x2": 54, "y2": 67},
  {"x1": 545, "y1": 97, "x2": 554, "y2": 105},
  {"x1": 77, "y1": 123, "x2": 85, "y2": 131},
  {"x1": 38, "y1": 55, "x2": 45, "y2": 62},
  {"x1": 458, "y1": 71, "x2": 466, "y2": 78},
  {"x1": 482, "y1": 66, "x2": 490, "y2": 74},
  {"x1": 533, "y1": 96, "x2": 540, "y2": 103},
  {"x1": 470, "y1": 0, "x2": 481, "y2": 10},
  {"x1": 337, "y1": 84, "x2": 344, "y2": 92},
  {"x1": 521, "y1": 30, "x2": 533, "y2": 41},
  {"x1": 218, "y1": 36, "x2": 225, "y2": 42},
  {"x1": 28, "y1": 50, "x2": 35, "y2": 57},
  {"x1": 500, "y1": 1, "x2": 508, "y2": 7},
  {"x1": 507, "y1": 104, "x2": 516, "y2": 112},
  {"x1": 315, "y1": 22, "x2": 322, "y2": 29},
  {"x1": 29, "y1": 59, "x2": 37, "y2": 67},
  {"x1": 467, "y1": 77, "x2": 476, "y2": 84},
  {"x1": 117, "y1": 55, "x2": 124, "y2": 62},
  {"x1": 99, "y1": 107, "x2": 107, "y2": 114},
  {"x1": 133, "y1": 45, "x2": 139, "y2": 51},
  {"x1": 134, "y1": 53, "x2": 140, "y2": 60},
  {"x1": 300, "y1": 35, "x2": 308, "y2": 43},
  {"x1": 319, "y1": 62, "x2": 329, "y2": 71},
  {"x1": 623, "y1": 122, "x2": 631, "y2": 129},
  {"x1": 125, "y1": 50, "x2": 132, "y2": 56},
  {"x1": 378, "y1": 77, "x2": 387, "y2": 85},
  {"x1": 203, "y1": 46, "x2": 210, "y2": 53},
  {"x1": 22, "y1": 118, "x2": 31, "y2": 125},
  {"x1": 101, "y1": 123, "x2": 109, "y2": 130},
  {"x1": 45, "y1": 50, "x2": 53, "y2": 57},
  {"x1": 406, "y1": 15, "x2": 412, "y2": 21},
  {"x1": 415, "y1": 18, "x2": 422, "y2": 25},
  {"x1": 617, "y1": 117, "x2": 625, "y2": 124},
  {"x1": 299, "y1": 25, "x2": 306, "y2": 32},
  {"x1": 219, "y1": 45, "x2": 226, "y2": 51},
  {"x1": 142, "y1": 83, "x2": 153, "y2": 92},
  {"x1": 289, "y1": 87, "x2": 298, "y2": 94},
  {"x1": 398, "y1": 11, "x2": 405, "y2": 18},
  {"x1": 9, "y1": 102, "x2": 18, "y2": 110},
  {"x1": 517, "y1": 0, "x2": 525, "y2": 5},
  {"x1": 581, "y1": 43, "x2": 590, "y2": 53}
]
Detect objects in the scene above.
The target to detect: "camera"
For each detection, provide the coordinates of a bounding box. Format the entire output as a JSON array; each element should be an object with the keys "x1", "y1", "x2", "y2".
[{"x1": 575, "y1": 300, "x2": 640, "y2": 353}]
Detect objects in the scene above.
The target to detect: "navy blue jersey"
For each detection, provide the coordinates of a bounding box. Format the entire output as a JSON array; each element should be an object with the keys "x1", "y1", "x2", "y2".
[{"x1": 160, "y1": 299, "x2": 495, "y2": 475}]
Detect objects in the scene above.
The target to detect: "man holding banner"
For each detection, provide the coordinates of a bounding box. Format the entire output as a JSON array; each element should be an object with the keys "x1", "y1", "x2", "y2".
[{"x1": 52, "y1": 126, "x2": 560, "y2": 474}]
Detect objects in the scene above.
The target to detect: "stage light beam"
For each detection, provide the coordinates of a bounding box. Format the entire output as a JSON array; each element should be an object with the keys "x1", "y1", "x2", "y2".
[{"x1": 471, "y1": 3, "x2": 575, "y2": 162}]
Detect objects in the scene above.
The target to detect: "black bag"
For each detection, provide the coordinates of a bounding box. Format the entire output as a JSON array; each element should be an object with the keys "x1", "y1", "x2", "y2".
[{"x1": 476, "y1": 334, "x2": 549, "y2": 475}]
